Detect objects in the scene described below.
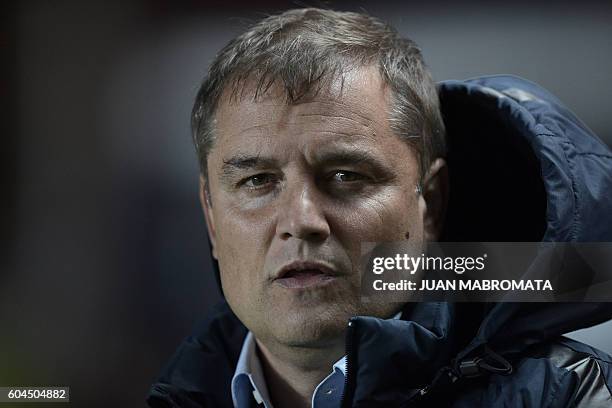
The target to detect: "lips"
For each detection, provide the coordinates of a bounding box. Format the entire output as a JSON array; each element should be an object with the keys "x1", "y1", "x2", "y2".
[{"x1": 274, "y1": 261, "x2": 338, "y2": 289}]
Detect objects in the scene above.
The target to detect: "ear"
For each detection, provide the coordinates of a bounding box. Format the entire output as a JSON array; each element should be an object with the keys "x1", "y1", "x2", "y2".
[
  {"x1": 420, "y1": 158, "x2": 449, "y2": 241},
  {"x1": 199, "y1": 175, "x2": 218, "y2": 259}
]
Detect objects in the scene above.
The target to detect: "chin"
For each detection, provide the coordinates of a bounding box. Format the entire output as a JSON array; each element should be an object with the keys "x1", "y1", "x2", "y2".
[{"x1": 268, "y1": 303, "x2": 355, "y2": 347}]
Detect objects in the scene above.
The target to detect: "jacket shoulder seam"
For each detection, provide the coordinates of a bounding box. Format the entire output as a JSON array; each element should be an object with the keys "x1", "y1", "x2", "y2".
[
  {"x1": 574, "y1": 152, "x2": 612, "y2": 159},
  {"x1": 555, "y1": 341, "x2": 612, "y2": 365}
]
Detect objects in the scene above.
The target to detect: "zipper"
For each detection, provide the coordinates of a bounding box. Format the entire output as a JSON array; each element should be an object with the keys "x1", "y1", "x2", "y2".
[{"x1": 340, "y1": 318, "x2": 358, "y2": 408}]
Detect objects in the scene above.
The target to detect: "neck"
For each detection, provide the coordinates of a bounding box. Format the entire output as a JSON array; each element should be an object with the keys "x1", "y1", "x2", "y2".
[{"x1": 255, "y1": 338, "x2": 344, "y2": 408}]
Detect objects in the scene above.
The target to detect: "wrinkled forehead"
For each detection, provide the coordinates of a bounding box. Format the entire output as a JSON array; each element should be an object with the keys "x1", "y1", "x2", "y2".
[{"x1": 214, "y1": 65, "x2": 392, "y2": 139}]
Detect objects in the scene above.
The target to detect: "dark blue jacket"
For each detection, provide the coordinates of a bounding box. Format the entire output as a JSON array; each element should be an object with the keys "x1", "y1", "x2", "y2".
[{"x1": 147, "y1": 75, "x2": 612, "y2": 407}]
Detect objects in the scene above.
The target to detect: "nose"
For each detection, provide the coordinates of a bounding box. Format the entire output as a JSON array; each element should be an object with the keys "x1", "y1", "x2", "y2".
[{"x1": 276, "y1": 180, "x2": 330, "y2": 242}]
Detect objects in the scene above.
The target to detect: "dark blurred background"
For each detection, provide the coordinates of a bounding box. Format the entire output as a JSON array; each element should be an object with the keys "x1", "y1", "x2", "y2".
[{"x1": 3, "y1": 0, "x2": 612, "y2": 406}]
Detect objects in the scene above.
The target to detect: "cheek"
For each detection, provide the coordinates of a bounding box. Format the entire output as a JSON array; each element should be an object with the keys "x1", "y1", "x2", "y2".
[
  {"x1": 213, "y1": 206, "x2": 273, "y2": 294},
  {"x1": 333, "y1": 187, "x2": 421, "y2": 243},
  {"x1": 214, "y1": 195, "x2": 275, "y2": 245}
]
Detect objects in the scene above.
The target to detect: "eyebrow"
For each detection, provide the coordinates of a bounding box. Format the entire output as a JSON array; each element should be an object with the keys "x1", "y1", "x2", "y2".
[
  {"x1": 313, "y1": 149, "x2": 392, "y2": 176},
  {"x1": 313, "y1": 149, "x2": 379, "y2": 166},
  {"x1": 219, "y1": 154, "x2": 279, "y2": 184},
  {"x1": 222, "y1": 155, "x2": 278, "y2": 170}
]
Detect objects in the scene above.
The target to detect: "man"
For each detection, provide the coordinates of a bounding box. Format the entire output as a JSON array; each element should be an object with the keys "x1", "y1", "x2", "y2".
[{"x1": 148, "y1": 8, "x2": 612, "y2": 407}]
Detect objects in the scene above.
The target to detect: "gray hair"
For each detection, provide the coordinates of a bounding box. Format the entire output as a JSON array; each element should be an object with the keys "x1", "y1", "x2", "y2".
[{"x1": 192, "y1": 8, "x2": 446, "y2": 181}]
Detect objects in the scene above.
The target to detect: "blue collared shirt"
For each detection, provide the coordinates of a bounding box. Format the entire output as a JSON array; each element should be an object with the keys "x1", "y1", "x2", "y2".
[{"x1": 231, "y1": 313, "x2": 401, "y2": 408}]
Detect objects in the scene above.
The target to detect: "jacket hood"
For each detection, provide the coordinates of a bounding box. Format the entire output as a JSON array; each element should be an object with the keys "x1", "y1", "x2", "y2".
[
  {"x1": 439, "y1": 74, "x2": 612, "y2": 353},
  {"x1": 438, "y1": 74, "x2": 612, "y2": 351},
  {"x1": 345, "y1": 75, "x2": 612, "y2": 406},
  {"x1": 439, "y1": 74, "x2": 612, "y2": 243}
]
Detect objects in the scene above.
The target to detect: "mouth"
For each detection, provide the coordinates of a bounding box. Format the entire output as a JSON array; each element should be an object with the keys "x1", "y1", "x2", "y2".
[{"x1": 274, "y1": 261, "x2": 338, "y2": 289}]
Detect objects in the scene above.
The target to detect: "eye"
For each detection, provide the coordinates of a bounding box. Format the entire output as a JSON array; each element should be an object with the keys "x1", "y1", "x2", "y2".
[
  {"x1": 330, "y1": 170, "x2": 365, "y2": 183},
  {"x1": 240, "y1": 173, "x2": 278, "y2": 189}
]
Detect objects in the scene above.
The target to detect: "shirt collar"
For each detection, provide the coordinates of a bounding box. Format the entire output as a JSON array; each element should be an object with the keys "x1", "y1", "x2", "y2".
[{"x1": 231, "y1": 332, "x2": 272, "y2": 407}]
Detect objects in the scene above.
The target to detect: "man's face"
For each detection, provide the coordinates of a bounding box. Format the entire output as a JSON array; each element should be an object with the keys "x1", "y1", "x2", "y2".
[{"x1": 203, "y1": 66, "x2": 426, "y2": 348}]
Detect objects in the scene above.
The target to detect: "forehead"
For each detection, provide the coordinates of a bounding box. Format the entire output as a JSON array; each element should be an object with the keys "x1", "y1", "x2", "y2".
[
  {"x1": 216, "y1": 66, "x2": 387, "y2": 127},
  {"x1": 211, "y1": 66, "x2": 402, "y2": 159}
]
